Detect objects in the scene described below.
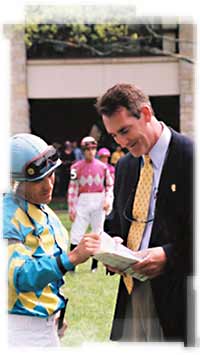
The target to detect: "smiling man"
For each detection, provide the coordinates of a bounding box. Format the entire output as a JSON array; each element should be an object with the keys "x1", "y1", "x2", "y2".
[{"x1": 94, "y1": 83, "x2": 194, "y2": 345}]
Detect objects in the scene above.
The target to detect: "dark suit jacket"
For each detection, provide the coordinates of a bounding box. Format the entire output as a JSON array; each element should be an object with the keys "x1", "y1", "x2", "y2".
[{"x1": 104, "y1": 129, "x2": 193, "y2": 344}]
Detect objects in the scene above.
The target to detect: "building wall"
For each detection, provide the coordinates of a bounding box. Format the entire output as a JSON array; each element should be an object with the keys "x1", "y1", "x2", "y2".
[
  {"x1": 179, "y1": 23, "x2": 196, "y2": 139},
  {"x1": 27, "y1": 57, "x2": 179, "y2": 98},
  {"x1": 8, "y1": 27, "x2": 30, "y2": 135},
  {"x1": 9, "y1": 24, "x2": 195, "y2": 139}
]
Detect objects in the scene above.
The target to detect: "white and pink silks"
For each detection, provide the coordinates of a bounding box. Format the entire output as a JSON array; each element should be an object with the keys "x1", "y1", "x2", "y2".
[{"x1": 67, "y1": 158, "x2": 114, "y2": 245}]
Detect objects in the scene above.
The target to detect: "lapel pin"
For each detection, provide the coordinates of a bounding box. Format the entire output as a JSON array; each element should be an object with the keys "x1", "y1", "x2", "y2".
[{"x1": 171, "y1": 184, "x2": 176, "y2": 192}]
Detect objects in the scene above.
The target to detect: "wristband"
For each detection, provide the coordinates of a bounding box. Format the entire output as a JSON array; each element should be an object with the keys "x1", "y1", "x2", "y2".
[{"x1": 57, "y1": 252, "x2": 75, "y2": 274}]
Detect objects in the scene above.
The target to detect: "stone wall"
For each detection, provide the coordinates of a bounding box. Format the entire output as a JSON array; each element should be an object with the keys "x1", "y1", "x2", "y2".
[
  {"x1": 6, "y1": 26, "x2": 30, "y2": 135},
  {"x1": 179, "y1": 23, "x2": 196, "y2": 139}
]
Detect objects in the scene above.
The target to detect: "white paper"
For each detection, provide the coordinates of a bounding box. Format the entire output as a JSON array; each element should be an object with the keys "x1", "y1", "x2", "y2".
[{"x1": 93, "y1": 232, "x2": 148, "y2": 281}]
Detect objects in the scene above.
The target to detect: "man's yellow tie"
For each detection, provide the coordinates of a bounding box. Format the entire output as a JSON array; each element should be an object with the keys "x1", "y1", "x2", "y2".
[{"x1": 123, "y1": 155, "x2": 154, "y2": 294}]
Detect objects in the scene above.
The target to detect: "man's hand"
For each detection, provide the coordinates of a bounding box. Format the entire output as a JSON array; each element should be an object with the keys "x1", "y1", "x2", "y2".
[
  {"x1": 68, "y1": 233, "x2": 101, "y2": 265},
  {"x1": 103, "y1": 201, "x2": 110, "y2": 213},
  {"x1": 105, "y1": 264, "x2": 125, "y2": 275},
  {"x1": 69, "y1": 211, "x2": 76, "y2": 222},
  {"x1": 130, "y1": 247, "x2": 167, "y2": 279},
  {"x1": 55, "y1": 315, "x2": 68, "y2": 338}
]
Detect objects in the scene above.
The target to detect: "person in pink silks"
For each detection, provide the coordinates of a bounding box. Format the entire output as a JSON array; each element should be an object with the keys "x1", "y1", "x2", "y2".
[
  {"x1": 97, "y1": 147, "x2": 115, "y2": 214},
  {"x1": 67, "y1": 136, "x2": 113, "y2": 271},
  {"x1": 97, "y1": 147, "x2": 115, "y2": 182}
]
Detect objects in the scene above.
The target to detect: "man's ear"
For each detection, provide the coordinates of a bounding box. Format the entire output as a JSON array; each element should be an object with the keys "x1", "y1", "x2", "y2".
[{"x1": 140, "y1": 105, "x2": 152, "y2": 122}]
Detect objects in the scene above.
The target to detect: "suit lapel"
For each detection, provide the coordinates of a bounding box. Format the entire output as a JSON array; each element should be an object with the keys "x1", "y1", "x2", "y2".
[
  {"x1": 151, "y1": 129, "x2": 181, "y2": 239},
  {"x1": 125, "y1": 154, "x2": 141, "y2": 211},
  {"x1": 119, "y1": 154, "x2": 140, "y2": 241}
]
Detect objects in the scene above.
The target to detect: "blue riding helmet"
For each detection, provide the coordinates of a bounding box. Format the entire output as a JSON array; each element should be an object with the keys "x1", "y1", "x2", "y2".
[{"x1": 10, "y1": 133, "x2": 61, "y2": 182}]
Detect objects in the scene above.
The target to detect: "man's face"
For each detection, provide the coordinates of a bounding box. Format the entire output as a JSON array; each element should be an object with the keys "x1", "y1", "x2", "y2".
[
  {"x1": 84, "y1": 147, "x2": 96, "y2": 161},
  {"x1": 99, "y1": 155, "x2": 108, "y2": 164},
  {"x1": 102, "y1": 106, "x2": 151, "y2": 158},
  {"x1": 18, "y1": 172, "x2": 55, "y2": 205}
]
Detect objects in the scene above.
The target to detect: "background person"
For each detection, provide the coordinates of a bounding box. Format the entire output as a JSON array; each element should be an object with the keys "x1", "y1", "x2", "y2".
[
  {"x1": 95, "y1": 83, "x2": 193, "y2": 344},
  {"x1": 110, "y1": 145, "x2": 125, "y2": 166},
  {"x1": 3, "y1": 133, "x2": 100, "y2": 347},
  {"x1": 97, "y1": 147, "x2": 115, "y2": 182},
  {"x1": 68, "y1": 136, "x2": 113, "y2": 272},
  {"x1": 72, "y1": 140, "x2": 84, "y2": 161},
  {"x1": 59, "y1": 140, "x2": 75, "y2": 197},
  {"x1": 97, "y1": 147, "x2": 115, "y2": 215}
]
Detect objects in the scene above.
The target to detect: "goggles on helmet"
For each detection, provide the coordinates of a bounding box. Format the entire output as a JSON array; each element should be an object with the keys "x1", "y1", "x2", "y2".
[
  {"x1": 24, "y1": 146, "x2": 59, "y2": 180},
  {"x1": 83, "y1": 144, "x2": 97, "y2": 150},
  {"x1": 82, "y1": 142, "x2": 97, "y2": 150}
]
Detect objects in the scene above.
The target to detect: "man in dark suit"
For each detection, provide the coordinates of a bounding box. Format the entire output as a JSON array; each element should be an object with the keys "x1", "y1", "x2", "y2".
[{"x1": 95, "y1": 83, "x2": 193, "y2": 345}]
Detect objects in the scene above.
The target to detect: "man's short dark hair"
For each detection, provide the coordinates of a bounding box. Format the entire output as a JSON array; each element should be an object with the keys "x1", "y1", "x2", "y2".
[{"x1": 95, "y1": 83, "x2": 152, "y2": 118}]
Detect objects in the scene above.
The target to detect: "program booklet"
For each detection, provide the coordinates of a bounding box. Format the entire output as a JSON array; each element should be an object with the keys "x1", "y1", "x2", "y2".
[{"x1": 93, "y1": 232, "x2": 148, "y2": 282}]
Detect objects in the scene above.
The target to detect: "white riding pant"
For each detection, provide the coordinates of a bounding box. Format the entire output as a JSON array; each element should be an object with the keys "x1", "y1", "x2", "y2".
[
  {"x1": 70, "y1": 192, "x2": 106, "y2": 245},
  {"x1": 8, "y1": 313, "x2": 60, "y2": 347}
]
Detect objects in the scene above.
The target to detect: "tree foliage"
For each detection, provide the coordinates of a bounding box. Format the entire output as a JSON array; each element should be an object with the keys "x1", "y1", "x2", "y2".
[
  {"x1": 22, "y1": 21, "x2": 194, "y2": 64},
  {"x1": 25, "y1": 23, "x2": 163, "y2": 59}
]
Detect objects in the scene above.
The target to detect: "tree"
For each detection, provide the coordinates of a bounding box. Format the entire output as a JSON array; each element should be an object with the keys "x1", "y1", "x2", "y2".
[{"x1": 24, "y1": 23, "x2": 194, "y2": 64}]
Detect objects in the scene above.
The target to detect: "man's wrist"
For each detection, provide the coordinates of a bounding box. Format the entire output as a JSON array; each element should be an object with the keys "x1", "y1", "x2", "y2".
[
  {"x1": 68, "y1": 248, "x2": 81, "y2": 266},
  {"x1": 57, "y1": 252, "x2": 75, "y2": 274}
]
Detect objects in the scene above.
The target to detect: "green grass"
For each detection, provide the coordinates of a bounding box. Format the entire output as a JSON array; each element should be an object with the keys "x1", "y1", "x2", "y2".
[
  {"x1": 49, "y1": 200, "x2": 68, "y2": 211},
  {"x1": 57, "y1": 212, "x2": 72, "y2": 232},
  {"x1": 55, "y1": 210, "x2": 120, "y2": 347}
]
